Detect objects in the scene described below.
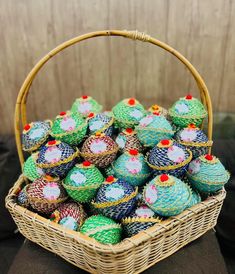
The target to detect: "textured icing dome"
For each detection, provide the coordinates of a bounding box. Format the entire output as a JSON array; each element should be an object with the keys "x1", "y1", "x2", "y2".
[
  {"x1": 112, "y1": 98, "x2": 146, "y2": 129},
  {"x1": 112, "y1": 151, "x2": 150, "y2": 186},
  {"x1": 143, "y1": 175, "x2": 191, "y2": 216},
  {"x1": 70, "y1": 96, "x2": 102, "y2": 117},
  {"x1": 136, "y1": 114, "x2": 174, "y2": 147}
]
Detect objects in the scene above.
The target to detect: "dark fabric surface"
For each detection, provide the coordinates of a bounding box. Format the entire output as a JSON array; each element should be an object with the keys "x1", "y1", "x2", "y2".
[
  {"x1": 213, "y1": 140, "x2": 235, "y2": 251},
  {"x1": 0, "y1": 135, "x2": 21, "y2": 239},
  {"x1": 8, "y1": 231, "x2": 227, "y2": 274},
  {"x1": 0, "y1": 234, "x2": 24, "y2": 274}
]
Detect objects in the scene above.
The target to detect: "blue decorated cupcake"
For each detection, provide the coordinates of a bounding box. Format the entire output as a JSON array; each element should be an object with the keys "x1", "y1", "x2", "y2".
[
  {"x1": 22, "y1": 121, "x2": 51, "y2": 152},
  {"x1": 175, "y1": 124, "x2": 213, "y2": 158},
  {"x1": 112, "y1": 149, "x2": 151, "y2": 186},
  {"x1": 92, "y1": 176, "x2": 138, "y2": 220},
  {"x1": 136, "y1": 112, "x2": 174, "y2": 148},
  {"x1": 36, "y1": 140, "x2": 78, "y2": 178},
  {"x1": 187, "y1": 154, "x2": 230, "y2": 194},
  {"x1": 122, "y1": 204, "x2": 161, "y2": 237},
  {"x1": 143, "y1": 174, "x2": 191, "y2": 216},
  {"x1": 87, "y1": 112, "x2": 114, "y2": 137},
  {"x1": 147, "y1": 139, "x2": 192, "y2": 178}
]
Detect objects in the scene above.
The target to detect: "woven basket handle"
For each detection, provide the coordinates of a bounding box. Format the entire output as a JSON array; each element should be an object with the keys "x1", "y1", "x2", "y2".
[{"x1": 15, "y1": 30, "x2": 213, "y2": 167}]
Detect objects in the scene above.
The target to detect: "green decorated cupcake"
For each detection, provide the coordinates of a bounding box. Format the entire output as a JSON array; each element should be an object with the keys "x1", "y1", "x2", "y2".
[
  {"x1": 23, "y1": 152, "x2": 44, "y2": 181},
  {"x1": 169, "y1": 94, "x2": 207, "y2": 128},
  {"x1": 80, "y1": 215, "x2": 122, "y2": 245},
  {"x1": 51, "y1": 111, "x2": 87, "y2": 145},
  {"x1": 112, "y1": 98, "x2": 146, "y2": 129},
  {"x1": 63, "y1": 161, "x2": 104, "y2": 203},
  {"x1": 71, "y1": 95, "x2": 102, "y2": 117}
]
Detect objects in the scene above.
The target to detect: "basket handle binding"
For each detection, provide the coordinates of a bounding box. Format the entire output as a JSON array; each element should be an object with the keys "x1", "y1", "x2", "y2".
[{"x1": 15, "y1": 30, "x2": 213, "y2": 168}]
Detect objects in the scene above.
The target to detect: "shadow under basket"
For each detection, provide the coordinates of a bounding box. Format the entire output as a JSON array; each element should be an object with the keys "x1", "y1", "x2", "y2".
[
  {"x1": 6, "y1": 175, "x2": 225, "y2": 274},
  {"x1": 7, "y1": 30, "x2": 222, "y2": 273}
]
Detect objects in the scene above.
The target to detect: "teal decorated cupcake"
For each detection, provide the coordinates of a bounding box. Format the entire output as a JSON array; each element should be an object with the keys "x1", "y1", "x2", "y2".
[
  {"x1": 143, "y1": 174, "x2": 191, "y2": 216},
  {"x1": 112, "y1": 149, "x2": 151, "y2": 186},
  {"x1": 136, "y1": 113, "x2": 174, "y2": 148},
  {"x1": 71, "y1": 95, "x2": 102, "y2": 117},
  {"x1": 187, "y1": 154, "x2": 230, "y2": 194},
  {"x1": 51, "y1": 111, "x2": 87, "y2": 145},
  {"x1": 23, "y1": 152, "x2": 44, "y2": 181},
  {"x1": 63, "y1": 161, "x2": 104, "y2": 203},
  {"x1": 115, "y1": 128, "x2": 143, "y2": 153},
  {"x1": 80, "y1": 215, "x2": 122, "y2": 245},
  {"x1": 112, "y1": 98, "x2": 146, "y2": 129},
  {"x1": 169, "y1": 94, "x2": 207, "y2": 128}
]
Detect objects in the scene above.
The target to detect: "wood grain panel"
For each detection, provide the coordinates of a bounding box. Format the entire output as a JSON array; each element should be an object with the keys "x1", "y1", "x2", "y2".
[{"x1": 0, "y1": 0, "x2": 234, "y2": 134}]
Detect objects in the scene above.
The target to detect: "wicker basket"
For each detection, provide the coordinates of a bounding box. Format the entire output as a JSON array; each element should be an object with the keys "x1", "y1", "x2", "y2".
[{"x1": 6, "y1": 30, "x2": 225, "y2": 274}]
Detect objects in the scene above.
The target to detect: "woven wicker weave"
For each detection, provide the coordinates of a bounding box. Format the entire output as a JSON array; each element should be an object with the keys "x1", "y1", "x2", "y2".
[{"x1": 7, "y1": 30, "x2": 223, "y2": 273}]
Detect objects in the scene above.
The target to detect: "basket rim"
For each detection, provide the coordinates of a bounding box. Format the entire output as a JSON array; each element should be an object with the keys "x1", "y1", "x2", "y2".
[{"x1": 5, "y1": 174, "x2": 226, "y2": 254}]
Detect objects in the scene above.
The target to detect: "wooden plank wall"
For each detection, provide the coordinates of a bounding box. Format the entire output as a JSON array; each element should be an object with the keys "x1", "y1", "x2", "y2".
[{"x1": 0, "y1": 0, "x2": 234, "y2": 134}]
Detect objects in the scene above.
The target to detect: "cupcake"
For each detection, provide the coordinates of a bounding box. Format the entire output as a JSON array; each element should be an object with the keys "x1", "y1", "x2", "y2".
[
  {"x1": 92, "y1": 176, "x2": 138, "y2": 220},
  {"x1": 115, "y1": 128, "x2": 143, "y2": 153},
  {"x1": 122, "y1": 205, "x2": 161, "y2": 237},
  {"x1": 63, "y1": 161, "x2": 104, "y2": 203},
  {"x1": 186, "y1": 188, "x2": 201, "y2": 208},
  {"x1": 112, "y1": 149, "x2": 151, "y2": 186},
  {"x1": 175, "y1": 124, "x2": 213, "y2": 158},
  {"x1": 81, "y1": 133, "x2": 118, "y2": 168},
  {"x1": 148, "y1": 104, "x2": 168, "y2": 118},
  {"x1": 87, "y1": 112, "x2": 114, "y2": 137},
  {"x1": 17, "y1": 185, "x2": 30, "y2": 207},
  {"x1": 169, "y1": 94, "x2": 207, "y2": 128},
  {"x1": 147, "y1": 139, "x2": 192, "y2": 178},
  {"x1": 136, "y1": 113, "x2": 174, "y2": 148},
  {"x1": 187, "y1": 154, "x2": 230, "y2": 194},
  {"x1": 143, "y1": 174, "x2": 191, "y2": 216},
  {"x1": 27, "y1": 176, "x2": 67, "y2": 214},
  {"x1": 22, "y1": 121, "x2": 51, "y2": 152},
  {"x1": 36, "y1": 140, "x2": 78, "y2": 178},
  {"x1": 51, "y1": 111, "x2": 87, "y2": 145},
  {"x1": 80, "y1": 215, "x2": 122, "y2": 245},
  {"x1": 71, "y1": 95, "x2": 102, "y2": 117},
  {"x1": 23, "y1": 152, "x2": 44, "y2": 181},
  {"x1": 50, "y1": 202, "x2": 86, "y2": 231},
  {"x1": 112, "y1": 98, "x2": 146, "y2": 129}
]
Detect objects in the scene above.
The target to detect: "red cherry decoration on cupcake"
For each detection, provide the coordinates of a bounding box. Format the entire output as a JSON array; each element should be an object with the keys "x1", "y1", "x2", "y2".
[
  {"x1": 82, "y1": 95, "x2": 88, "y2": 100},
  {"x1": 205, "y1": 154, "x2": 213, "y2": 161},
  {"x1": 128, "y1": 98, "x2": 136, "y2": 106},
  {"x1": 185, "y1": 94, "x2": 193, "y2": 100},
  {"x1": 83, "y1": 161, "x2": 91, "y2": 167},
  {"x1": 153, "y1": 111, "x2": 160, "y2": 116},
  {"x1": 126, "y1": 128, "x2": 133, "y2": 134},
  {"x1": 59, "y1": 111, "x2": 66, "y2": 116},
  {"x1": 160, "y1": 174, "x2": 169, "y2": 182},
  {"x1": 129, "y1": 149, "x2": 138, "y2": 156},
  {"x1": 88, "y1": 112, "x2": 95, "y2": 118},
  {"x1": 161, "y1": 139, "x2": 170, "y2": 146},
  {"x1": 106, "y1": 176, "x2": 115, "y2": 182},
  {"x1": 24, "y1": 124, "x2": 31, "y2": 131},
  {"x1": 47, "y1": 140, "x2": 56, "y2": 146}
]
